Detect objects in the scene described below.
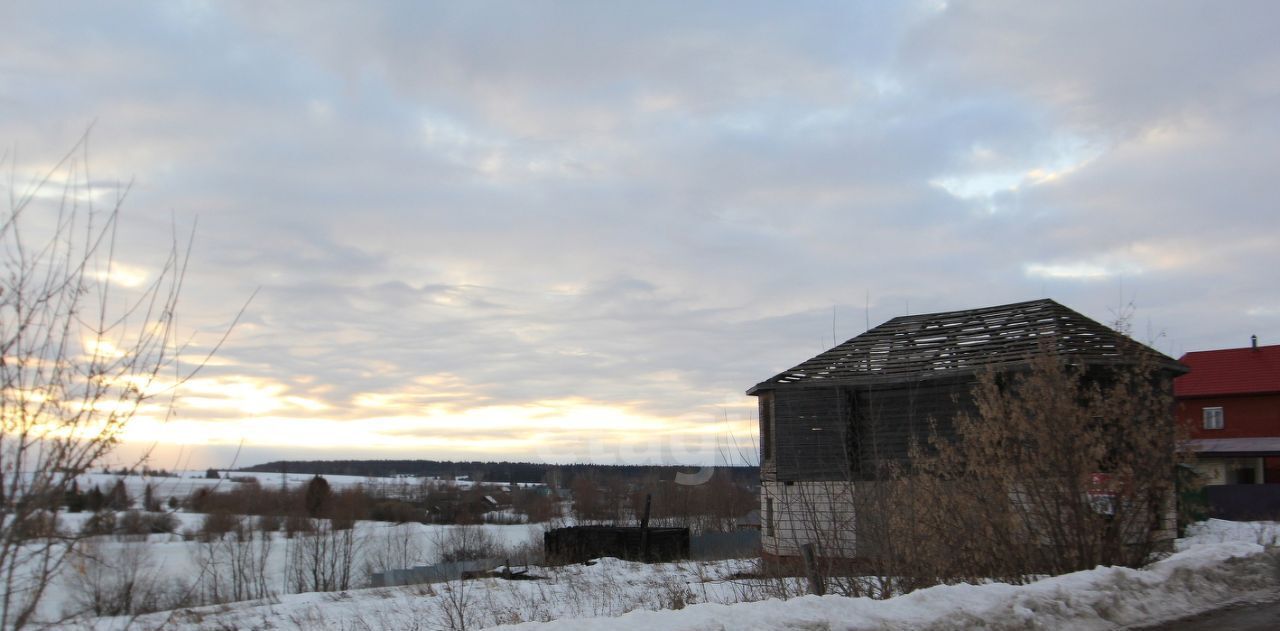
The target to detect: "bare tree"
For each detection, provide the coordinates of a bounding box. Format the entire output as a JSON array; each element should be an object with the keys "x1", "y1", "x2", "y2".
[
  {"x1": 288, "y1": 518, "x2": 360, "y2": 593},
  {"x1": 363, "y1": 522, "x2": 423, "y2": 584},
  {"x1": 65, "y1": 539, "x2": 179, "y2": 618},
  {"x1": 191, "y1": 515, "x2": 276, "y2": 605},
  {"x1": 0, "y1": 136, "x2": 240, "y2": 627}
]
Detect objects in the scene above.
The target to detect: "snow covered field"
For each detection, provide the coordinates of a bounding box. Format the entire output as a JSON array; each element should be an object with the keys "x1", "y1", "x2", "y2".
[
  {"x1": 37, "y1": 518, "x2": 542, "y2": 624},
  {"x1": 43, "y1": 519, "x2": 1280, "y2": 630}
]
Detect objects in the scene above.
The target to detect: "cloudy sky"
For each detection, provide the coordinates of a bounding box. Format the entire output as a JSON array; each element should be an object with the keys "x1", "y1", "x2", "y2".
[{"x1": 3, "y1": 1, "x2": 1277, "y2": 469}]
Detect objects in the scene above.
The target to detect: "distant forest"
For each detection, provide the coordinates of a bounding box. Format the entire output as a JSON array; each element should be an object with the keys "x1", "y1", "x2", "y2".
[{"x1": 238, "y1": 459, "x2": 758, "y2": 485}]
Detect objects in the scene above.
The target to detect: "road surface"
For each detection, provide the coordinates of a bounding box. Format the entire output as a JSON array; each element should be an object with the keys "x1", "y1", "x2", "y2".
[{"x1": 1137, "y1": 597, "x2": 1280, "y2": 630}]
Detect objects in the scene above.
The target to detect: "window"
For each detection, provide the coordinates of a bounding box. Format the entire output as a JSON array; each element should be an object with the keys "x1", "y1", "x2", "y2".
[
  {"x1": 1203, "y1": 406, "x2": 1224, "y2": 430},
  {"x1": 765, "y1": 497, "x2": 775, "y2": 537}
]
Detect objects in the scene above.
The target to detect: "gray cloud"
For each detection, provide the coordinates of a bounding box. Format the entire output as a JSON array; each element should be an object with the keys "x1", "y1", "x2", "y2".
[{"x1": 3, "y1": 0, "x2": 1277, "y2": 465}]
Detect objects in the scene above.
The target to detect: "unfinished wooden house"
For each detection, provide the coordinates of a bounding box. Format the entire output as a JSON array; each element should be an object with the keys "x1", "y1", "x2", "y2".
[{"x1": 747, "y1": 299, "x2": 1185, "y2": 561}]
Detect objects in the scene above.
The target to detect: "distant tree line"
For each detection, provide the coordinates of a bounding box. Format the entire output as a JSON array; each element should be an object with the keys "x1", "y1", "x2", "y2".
[{"x1": 238, "y1": 459, "x2": 759, "y2": 486}]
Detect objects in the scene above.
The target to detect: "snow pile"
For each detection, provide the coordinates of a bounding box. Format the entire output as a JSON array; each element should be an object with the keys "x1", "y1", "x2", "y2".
[
  {"x1": 87, "y1": 524, "x2": 1280, "y2": 631},
  {"x1": 497, "y1": 542, "x2": 1279, "y2": 631},
  {"x1": 1177, "y1": 518, "x2": 1280, "y2": 549}
]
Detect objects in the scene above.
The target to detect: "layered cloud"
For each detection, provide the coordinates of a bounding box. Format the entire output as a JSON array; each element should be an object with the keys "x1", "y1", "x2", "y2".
[{"x1": 3, "y1": 1, "x2": 1277, "y2": 466}]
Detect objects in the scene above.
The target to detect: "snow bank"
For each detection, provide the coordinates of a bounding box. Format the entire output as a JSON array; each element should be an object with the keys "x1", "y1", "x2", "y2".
[
  {"x1": 71, "y1": 520, "x2": 1280, "y2": 630},
  {"x1": 496, "y1": 543, "x2": 1279, "y2": 631}
]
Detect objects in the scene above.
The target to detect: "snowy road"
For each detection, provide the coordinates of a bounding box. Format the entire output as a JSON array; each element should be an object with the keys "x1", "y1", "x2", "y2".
[{"x1": 1137, "y1": 595, "x2": 1280, "y2": 631}]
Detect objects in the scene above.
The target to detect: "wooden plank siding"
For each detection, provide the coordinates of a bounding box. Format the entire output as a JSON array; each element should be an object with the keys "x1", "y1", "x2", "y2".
[
  {"x1": 765, "y1": 377, "x2": 978, "y2": 482},
  {"x1": 771, "y1": 386, "x2": 849, "y2": 482}
]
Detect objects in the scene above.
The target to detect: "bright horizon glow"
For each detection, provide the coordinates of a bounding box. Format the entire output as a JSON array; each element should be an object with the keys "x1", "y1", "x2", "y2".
[{"x1": 118, "y1": 393, "x2": 759, "y2": 468}]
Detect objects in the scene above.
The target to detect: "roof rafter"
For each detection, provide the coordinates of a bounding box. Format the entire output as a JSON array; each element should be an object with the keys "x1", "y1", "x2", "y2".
[{"x1": 749, "y1": 299, "x2": 1183, "y2": 393}]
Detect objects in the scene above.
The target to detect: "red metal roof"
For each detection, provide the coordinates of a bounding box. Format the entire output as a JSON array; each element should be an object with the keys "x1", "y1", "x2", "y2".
[{"x1": 1174, "y1": 343, "x2": 1280, "y2": 397}]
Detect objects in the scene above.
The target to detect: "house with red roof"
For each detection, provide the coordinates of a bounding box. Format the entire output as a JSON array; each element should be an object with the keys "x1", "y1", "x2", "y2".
[{"x1": 1175, "y1": 336, "x2": 1280, "y2": 485}]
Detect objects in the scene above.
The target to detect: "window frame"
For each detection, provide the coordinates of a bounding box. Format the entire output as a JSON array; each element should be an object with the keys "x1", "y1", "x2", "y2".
[{"x1": 1203, "y1": 406, "x2": 1224, "y2": 430}]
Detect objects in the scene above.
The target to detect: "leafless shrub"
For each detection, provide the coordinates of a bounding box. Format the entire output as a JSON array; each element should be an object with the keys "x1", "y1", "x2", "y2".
[
  {"x1": 370, "y1": 500, "x2": 426, "y2": 524},
  {"x1": 0, "y1": 136, "x2": 242, "y2": 628},
  {"x1": 511, "y1": 489, "x2": 556, "y2": 523},
  {"x1": 199, "y1": 511, "x2": 240, "y2": 541},
  {"x1": 897, "y1": 348, "x2": 1184, "y2": 584},
  {"x1": 284, "y1": 512, "x2": 315, "y2": 538},
  {"x1": 80, "y1": 511, "x2": 117, "y2": 537},
  {"x1": 191, "y1": 517, "x2": 275, "y2": 604},
  {"x1": 256, "y1": 513, "x2": 283, "y2": 534},
  {"x1": 66, "y1": 540, "x2": 188, "y2": 618},
  {"x1": 651, "y1": 568, "x2": 697, "y2": 610},
  {"x1": 435, "y1": 577, "x2": 476, "y2": 631},
  {"x1": 362, "y1": 523, "x2": 423, "y2": 584},
  {"x1": 9, "y1": 511, "x2": 61, "y2": 542},
  {"x1": 114, "y1": 510, "x2": 176, "y2": 538},
  {"x1": 433, "y1": 526, "x2": 500, "y2": 564},
  {"x1": 288, "y1": 518, "x2": 360, "y2": 593}
]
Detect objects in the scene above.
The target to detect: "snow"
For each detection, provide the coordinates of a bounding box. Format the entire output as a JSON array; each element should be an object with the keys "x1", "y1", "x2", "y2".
[
  {"x1": 488, "y1": 541, "x2": 1279, "y2": 631},
  {"x1": 59, "y1": 519, "x2": 1280, "y2": 630},
  {"x1": 30, "y1": 518, "x2": 543, "y2": 625}
]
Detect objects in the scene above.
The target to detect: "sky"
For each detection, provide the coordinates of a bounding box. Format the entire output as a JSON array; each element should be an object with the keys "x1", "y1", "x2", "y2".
[{"x1": 2, "y1": 1, "x2": 1278, "y2": 469}]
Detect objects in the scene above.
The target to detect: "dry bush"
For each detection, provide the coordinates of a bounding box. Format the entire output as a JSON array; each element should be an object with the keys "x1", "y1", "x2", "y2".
[
  {"x1": 509, "y1": 489, "x2": 555, "y2": 523},
  {"x1": 284, "y1": 513, "x2": 315, "y2": 538},
  {"x1": 67, "y1": 540, "x2": 190, "y2": 618},
  {"x1": 10, "y1": 512, "x2": 62, "y2": 542},
  {"x1": 257, "y1": 513, "x2": 283, "y2": 534},
  {"x1": 183, "y1": 479, "x2": 380, "y2": 525},
  {"x1": 186, "y1": 484, "x2": 293, "y2": 516},
  {"x1": 362, "y1": 523, "x2": 424, "y2": 585},
  {"x1": 328, "y1": 487, "x2": 371, "y2": 524},
  {"x1": 288, "y1": 518, "x2": 360, "y2": 593},
  {"x1": 433, "y1": 526, "x2": 501, "y2": 564},
  {"x1": 191, "y1": 518, "x2": 274, "y2": 605},
  {"x1": 435, "y1": 577, "x2": 477, "y2": 631},
  {"x1": 624, "y1": 471, "x2": 755, "y2": 534},
  {"x1": 116, "y1": 511, "x2": 150, "y2": 538},
  {"x1": 371, "y1": 499, "x2": 427, "y2": 524},
  {"x1": 114, "y1": 510, "x2": 176, "y2": 537},
  {"x1": 899, "y1": 349, "x2": 1183, "y2": 583},
  {"x1": 199, "y1": 511, "x2": 240, "y2": 541},
  {"x1": 80, "y1": 512, "x2": 117, "y2": 538}
]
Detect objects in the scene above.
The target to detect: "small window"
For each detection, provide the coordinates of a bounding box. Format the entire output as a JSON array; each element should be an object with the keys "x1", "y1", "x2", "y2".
[
  {"x1": 765, "y1": 497, "x2": 775, "y2": 537},
  {"x1": 1203, "y1": 407, "x2": 1224, "y2": 430}
]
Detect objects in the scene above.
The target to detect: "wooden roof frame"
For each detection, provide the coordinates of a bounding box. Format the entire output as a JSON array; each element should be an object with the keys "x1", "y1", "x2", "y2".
[{"x1": 748, "y1": 299, "x2": 1185, "y2": 394}]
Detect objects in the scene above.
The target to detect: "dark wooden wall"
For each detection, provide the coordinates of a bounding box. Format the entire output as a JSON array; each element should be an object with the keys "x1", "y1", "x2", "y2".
[
  {"x1": 769, "y1": 376, "x2": 978, "y2": 482},
  {"x1": 544, "y1": 526, "x2": 690, "y2": 564}
]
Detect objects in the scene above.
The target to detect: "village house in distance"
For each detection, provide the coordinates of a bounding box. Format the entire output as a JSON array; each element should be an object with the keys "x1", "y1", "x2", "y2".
[{"x1": 747, "y1": 299, "x2": 1186, "y2": 562}]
